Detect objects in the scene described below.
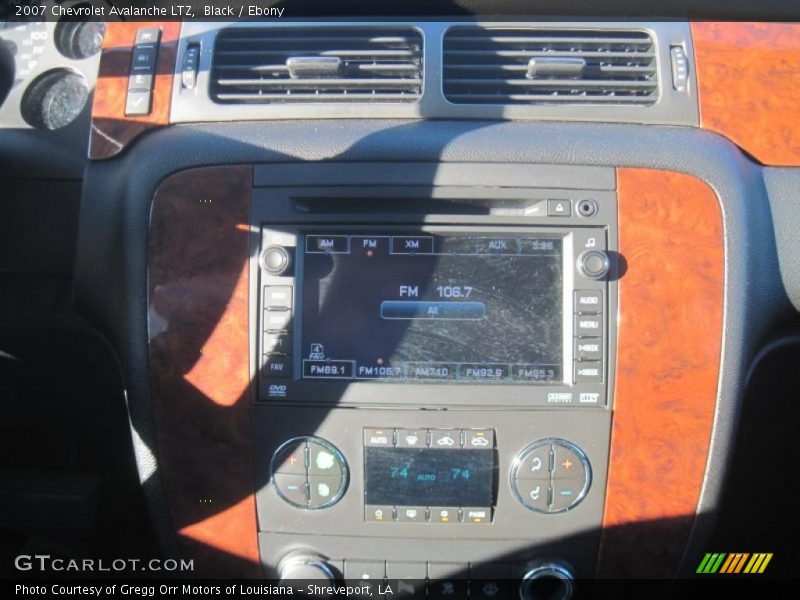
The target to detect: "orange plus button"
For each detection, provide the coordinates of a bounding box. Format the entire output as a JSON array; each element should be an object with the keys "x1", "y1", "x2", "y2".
[{"x1": 551, "y1": 443, "x2": 587, "y2": 482}]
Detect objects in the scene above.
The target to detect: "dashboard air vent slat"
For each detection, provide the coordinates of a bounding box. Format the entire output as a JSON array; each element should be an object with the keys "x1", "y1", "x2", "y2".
[
  {"x1": 443, "y1": 28, "x2": 658, "y2": 106},
  {"x1": 211, "y1": 28, "x2": 423, "y2": 104}
]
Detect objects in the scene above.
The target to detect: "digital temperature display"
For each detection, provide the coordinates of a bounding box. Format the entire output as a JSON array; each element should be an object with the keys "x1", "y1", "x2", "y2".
[{"x1": 364, "y1": 447, "x2": 495, "y2": 507}]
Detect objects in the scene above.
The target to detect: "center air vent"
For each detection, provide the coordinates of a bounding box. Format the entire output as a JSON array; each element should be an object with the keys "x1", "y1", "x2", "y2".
[
  {"x1": 443, "y1": 28, "x2": 658, "y2": 105},
  {"x1": 210, "y1": 28, "x2": 423, "y2": 104}
]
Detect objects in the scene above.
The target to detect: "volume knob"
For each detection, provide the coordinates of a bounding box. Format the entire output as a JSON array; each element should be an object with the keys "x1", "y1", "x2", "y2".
[
  {"x1": 278, "y1": 553, "x2": 336, "y2": 582},
  {"x1": 519, "y1": 561, "x2": 575, "y2": 600},
  {"x1": 261, "y1": 245, "x2": 292, "y2": 276},
  {"x1": 577, "y1": 250, "x2": 610, "y2": 280}
]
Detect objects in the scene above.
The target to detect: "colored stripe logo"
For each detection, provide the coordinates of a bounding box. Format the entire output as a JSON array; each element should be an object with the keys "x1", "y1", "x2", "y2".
[{"x1": 697, "y1": 553, "x2": 773, "y2": 574}]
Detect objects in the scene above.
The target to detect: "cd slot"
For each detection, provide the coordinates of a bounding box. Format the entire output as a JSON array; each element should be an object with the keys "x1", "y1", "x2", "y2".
[{"x1": 291, "y1": 196, "x2": 542, "y2": 216}]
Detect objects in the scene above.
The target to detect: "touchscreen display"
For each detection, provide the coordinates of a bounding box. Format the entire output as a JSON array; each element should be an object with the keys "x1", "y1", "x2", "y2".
[{"x1": 301, "y1": 232, "x2": 563, "y2": 384}]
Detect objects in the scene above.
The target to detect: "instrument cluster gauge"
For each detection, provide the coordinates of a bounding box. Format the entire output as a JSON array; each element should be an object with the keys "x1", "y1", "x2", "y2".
[{"x1": 0, "y1": 8, "x2": 102, "y2": 130}]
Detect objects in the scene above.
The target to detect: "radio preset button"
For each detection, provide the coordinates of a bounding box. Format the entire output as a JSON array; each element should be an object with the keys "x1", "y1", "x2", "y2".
[
  {"x1": 396, "y1": 506, "x2": 427, "y2": 522},
  {"x1": 365, "y1": 505, "x2": 394, "y2": 522},
  {"x1": 574, "y1": 361, "x2": 603, "y2": 383},
  {"x1": 396, "y1": 428, "x2": 428, "y2": 448},
  {"x1": 264, "y1": 285, "x2": 293, "y2": 310},
  {"x1": 463, "y1": 429, "x2": 495, "y2": 449},
  {"x1": 574, "y1": 290, "x2": 603, "y2": 314}
]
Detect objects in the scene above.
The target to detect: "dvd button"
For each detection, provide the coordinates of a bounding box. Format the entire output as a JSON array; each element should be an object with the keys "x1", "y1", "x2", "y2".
[{"x1": 396, "y1": 506, "x2": 426, "y2": 522}]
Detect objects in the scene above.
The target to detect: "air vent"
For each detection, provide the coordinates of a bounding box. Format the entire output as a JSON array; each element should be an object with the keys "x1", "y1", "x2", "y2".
[
  {"x1": 210, "y1": 28, "x2": 423, "y2": 104},
  {"x1": 443, "y1": 28, "x2": 658, "y2": 105}
]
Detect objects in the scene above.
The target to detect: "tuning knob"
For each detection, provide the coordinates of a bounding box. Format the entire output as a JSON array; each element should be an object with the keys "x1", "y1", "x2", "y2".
[
  {"x1": 577, "y1": 250, "x2": 610, "y2": 280},
  {"x1": 278, "y1": 553, "x2": 337, "y2": 582},
  {"x1": 519, "y1": 561, "x2": 575, "y2": 600}
]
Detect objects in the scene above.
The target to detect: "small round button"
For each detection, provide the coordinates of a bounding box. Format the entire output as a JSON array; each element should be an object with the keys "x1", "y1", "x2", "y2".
[
  {"x1": 270, "y1": 436, "x2": 348, "y2": 509},
  {"x1": 578, "y1": 250, "x2": 610, "y2": 280},
  {"x1": 261, "y1": 245, "x2": 291, "y2": 275}
]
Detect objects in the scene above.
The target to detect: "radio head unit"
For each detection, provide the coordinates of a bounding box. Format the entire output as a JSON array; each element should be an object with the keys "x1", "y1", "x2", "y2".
[{"x1": 257, "y1": 225, "x2": 612, "y2": 408}]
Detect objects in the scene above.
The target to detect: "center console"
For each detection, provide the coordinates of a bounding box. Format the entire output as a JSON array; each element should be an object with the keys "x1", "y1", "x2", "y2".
[{"x1": 250, "y1": 163, "x2": 618, "y2": 592}]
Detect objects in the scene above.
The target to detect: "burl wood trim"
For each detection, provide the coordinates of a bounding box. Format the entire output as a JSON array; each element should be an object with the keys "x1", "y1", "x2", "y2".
[
  {"x1": 597, "y1": 169, "x2": 723, "y2": 578},
  {"x1": 148, "y1": 165, "x2": 260, "y2": 576},
  {"x1": 89, "y1": 22, "x2": 180, "y2": 160},
  {"x1": 693, "y1": 22, "x2": 800, "y2": 167}
]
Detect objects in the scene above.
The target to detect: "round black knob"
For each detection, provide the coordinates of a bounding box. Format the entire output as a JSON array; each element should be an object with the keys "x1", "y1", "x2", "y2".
[
  {"x1": 519, "y1": 561, "x2": 575, "y2": 600},
  {"x1": 261, "y1": 245, "x2": 291, "y2": 275},
  {"x1": 278, "y1": 553, "x2": 336, "y2": 582},
  {"x1": 578, "y1": 250, "x2": 609, "y2": 280}
]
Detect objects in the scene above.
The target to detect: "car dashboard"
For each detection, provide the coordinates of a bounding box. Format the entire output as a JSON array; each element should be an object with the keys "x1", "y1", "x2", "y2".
[{"x1": 2, "y1": 4, "x2": 800, "y2": 593}]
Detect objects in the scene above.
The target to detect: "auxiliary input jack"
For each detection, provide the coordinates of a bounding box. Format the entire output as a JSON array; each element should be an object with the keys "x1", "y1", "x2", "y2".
[{"x1": 577, "y1": 198, "x2": 599, "y2": 218}]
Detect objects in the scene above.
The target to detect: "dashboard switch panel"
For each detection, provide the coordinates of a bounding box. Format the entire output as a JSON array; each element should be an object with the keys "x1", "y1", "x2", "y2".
[{"x1": 125, "y1": 28, "x2": 161, "y2": 116}]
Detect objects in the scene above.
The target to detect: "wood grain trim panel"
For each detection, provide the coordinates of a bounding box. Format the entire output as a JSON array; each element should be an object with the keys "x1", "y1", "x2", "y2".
[
  {"x1": 597, "y1": 169, "x2": 723, "y2": 578},
  {"x1": 89, "y1": 22, "x2": 180, "y2": 161},
  {"x1": 148, "y1": 165, "x2": 260, "y2": 577},
  {"x1": 693, "y1": 22, "x2": 800, "y2": 167}
]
